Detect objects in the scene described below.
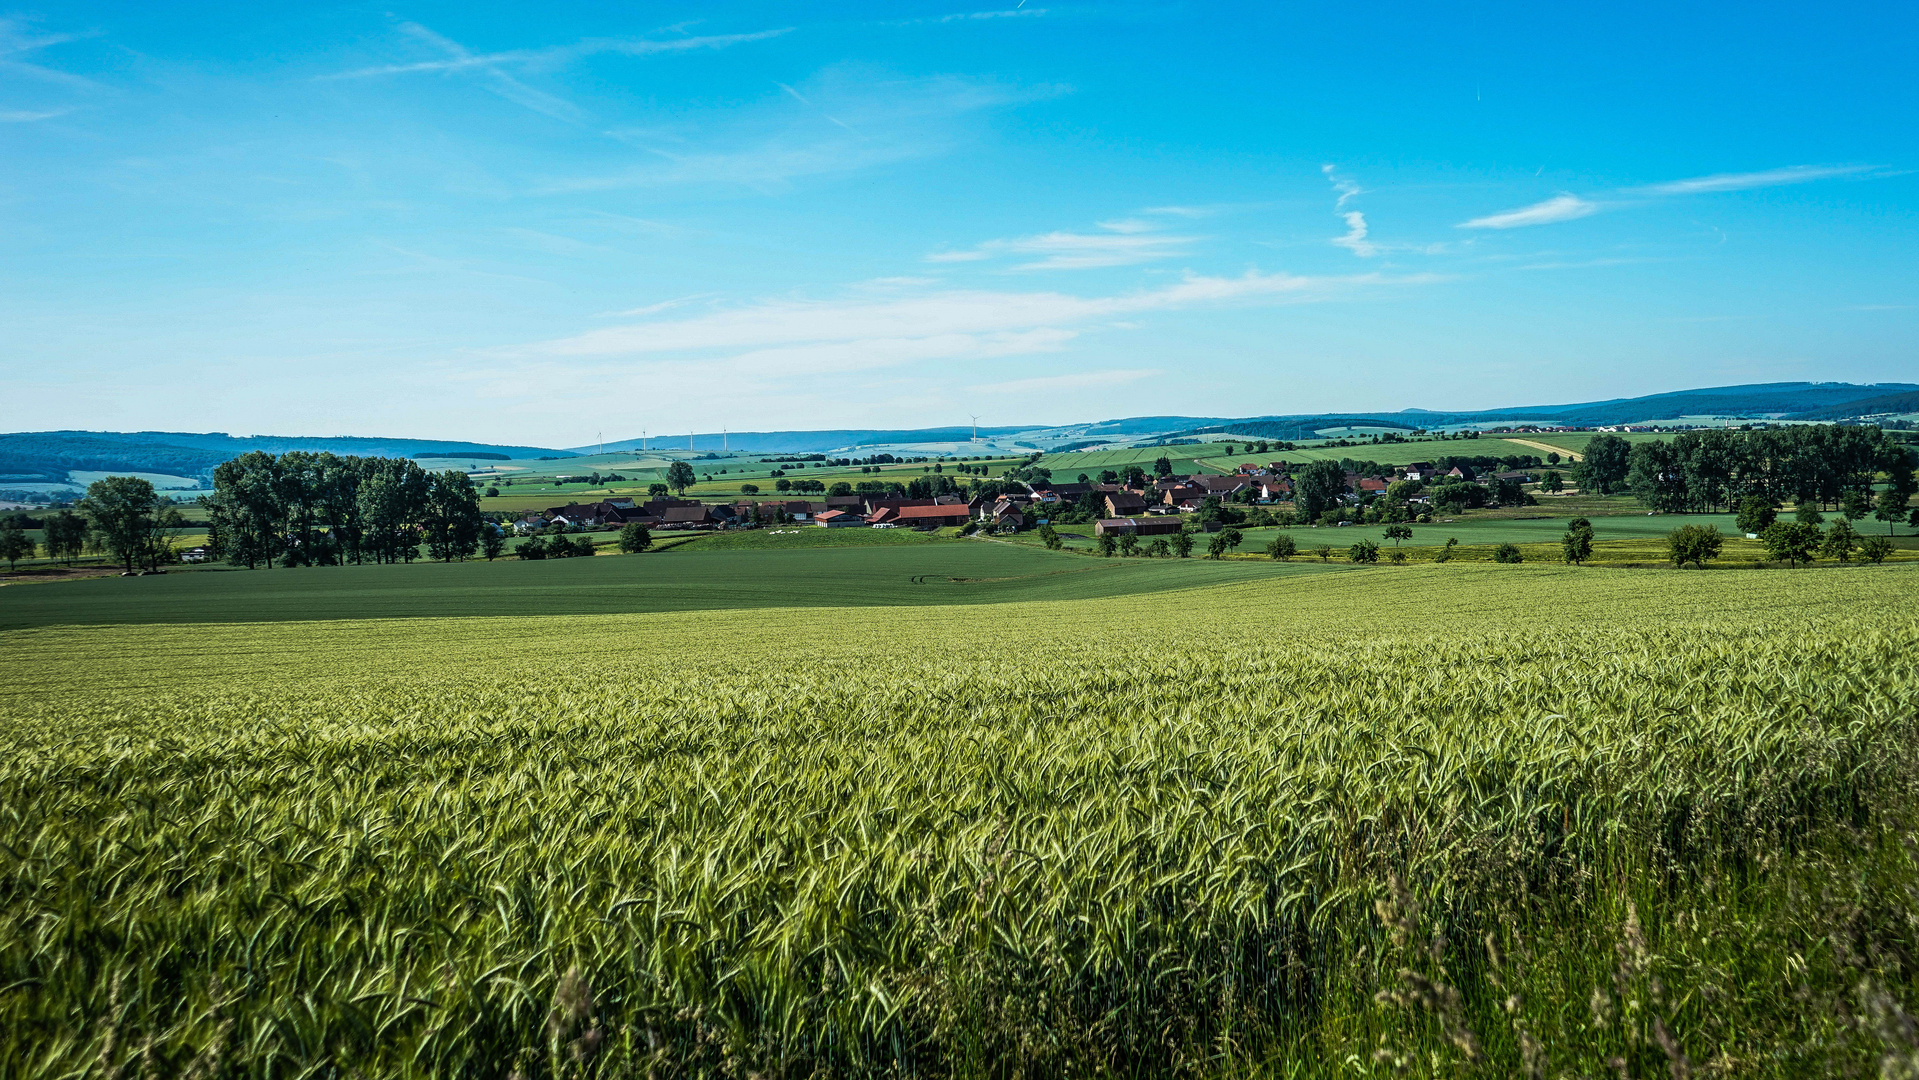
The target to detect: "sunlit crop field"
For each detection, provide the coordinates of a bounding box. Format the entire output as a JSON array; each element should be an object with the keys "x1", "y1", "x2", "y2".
[{"x1": 3, "y1": 564, "x2": 1917, "y2": 1077}]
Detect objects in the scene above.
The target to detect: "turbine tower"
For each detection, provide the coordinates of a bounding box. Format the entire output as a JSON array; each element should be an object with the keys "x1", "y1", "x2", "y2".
[{"x1": 970, "y1": 415, "x2": 980, "y2": 442}]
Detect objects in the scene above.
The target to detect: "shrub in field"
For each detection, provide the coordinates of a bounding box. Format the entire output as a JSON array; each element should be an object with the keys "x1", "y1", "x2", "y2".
[
  {"x1": 618, "y1": 522, "x2": 652, "y2": 553},
  {"x1": 1562, "y1": 517, "x2": 1595, "y2": 565},
  {"x1": 1666, "y1": 524, "x2": 1723, "y2": 568},
  {"x1": 1823, "y1": 519, "x2": 1859, "y2": 562},
  {"x1": 1860, "y1": 535, "x2": 1894, "y2": 563},
  {"x1": 1737, "y1": 497, "x2": 1778, "y2": 536},
  {"x1": 1266, "y1": 533, "x2": 1296, "y2": 560},
  {"x1": 1348, "y1": 539, "x2": 1379, "y2": 563},
  {"x1": 1117, "y1": 533, "x2": 1139, "y2": 557},
  {"x1": 1762, "y1": 520, "x2": 1822, "y2": 567},
  {"x1": 1493, "y1": 541, "x2": 1523, "y2": 563}
]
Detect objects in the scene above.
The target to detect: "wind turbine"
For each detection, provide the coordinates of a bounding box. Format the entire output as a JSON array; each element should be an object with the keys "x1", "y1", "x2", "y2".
[{"x1": 970, "y1": 415, "x2": 980, "y2": 442}]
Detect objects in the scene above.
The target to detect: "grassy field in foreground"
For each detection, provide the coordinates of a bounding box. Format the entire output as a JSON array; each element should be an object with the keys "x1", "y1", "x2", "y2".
[
  {"x1": 2, "y1": 565, "x2": 1917, "y2": 1077},
  {"x1": 0, "y1": 539, "x2": 1347, "y2": 629}
]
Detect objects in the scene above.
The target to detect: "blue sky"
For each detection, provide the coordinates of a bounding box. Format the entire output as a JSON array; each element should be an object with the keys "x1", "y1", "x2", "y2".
[{"x1": 3, "y1": 2, "x2": 1915, "y2": 444}]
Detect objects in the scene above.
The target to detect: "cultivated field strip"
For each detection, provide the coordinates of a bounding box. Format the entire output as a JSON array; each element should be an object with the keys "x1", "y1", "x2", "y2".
[{"x1": 1, "y1": 564, "x2": 1916, "y2": 1076}]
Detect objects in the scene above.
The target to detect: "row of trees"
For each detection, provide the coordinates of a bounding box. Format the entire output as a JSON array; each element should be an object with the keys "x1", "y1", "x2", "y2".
[
  {"x1": 203, "y1": 452, "x2": 488, "y2": 568},
  {"x1": 1570, "y1": 427, "x2": 1917, "y2": 513},
  {"x1": 0, "y1": 478, "x2": 189, "y2": 572}
]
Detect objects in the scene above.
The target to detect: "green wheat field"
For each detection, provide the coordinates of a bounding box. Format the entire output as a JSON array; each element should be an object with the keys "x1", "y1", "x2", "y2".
[{"x1": 4, "y1": 563, "x2": 1918, "y2": 1077}]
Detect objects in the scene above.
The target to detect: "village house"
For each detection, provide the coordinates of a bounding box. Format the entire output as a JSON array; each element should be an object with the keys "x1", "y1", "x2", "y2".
[
  {"x1": 1253, "y1": 477, "x2": 1292, "y2": 501},
  {"x1": 1404, "y1": 462, "x2": 1438, "y2": 482},
  {"x1": 879, "y1": 504, "x2": 972, "y2": 529},
  {"x1": 658, "y1": 505, "x2": 720, "y2": 529},
  {"x1": 1189, "y1": 475, "x2": 1251, "y2": 498},
  {"x1": 1105, "y1": 492, "x2": 1150, "y2": 517},
  {"x1": 864, "y1": 496, "x2": 937, "y2": 515},
  {"x1": 815, "y1": 509, "x2": 864, "y2": 527}
]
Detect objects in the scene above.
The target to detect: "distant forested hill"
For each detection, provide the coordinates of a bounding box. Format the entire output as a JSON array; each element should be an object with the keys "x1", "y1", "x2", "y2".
[
  {"x1": 1785, "y1": 389, "x2": 1919, "y2": 421},
  {"x1": 0, "y1": 431, "x2": 568, "y2": 483},
  {"x1": 9, "y1": 383, "x2": 1911, "y2": 482}
]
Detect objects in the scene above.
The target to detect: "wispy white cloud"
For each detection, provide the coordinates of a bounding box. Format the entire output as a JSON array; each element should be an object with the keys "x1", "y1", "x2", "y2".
[
  {"x1": 1332, "y1": 211, "x2": 1376, "y2": 257},
  {"x1": 0, "y1": 18, "x2": 99, "y2": 91},
  {"x1": 971, "y1": 368, "x2": 1159, "y2": 394},
  {"x1": 549, "y1": 71, "x2": 1060, "y2": 190},
  {"x1": 928, "y1": 218, "x2": 1196, "y2": 270},
  {"x1": 531, "y1": 268, "x2": 1445, "y2": 361},
  {"x1": 885, "y1": 8, "x2": 1050, "y2": 26},
  {"x1": 0, "y1": 106, "x2": 70, "y2": 121},
  {"x1": 324, "y1": 23, "x2": 792, "y2": 123},
  {"x1": 1321, "y1": 166, "x2": 1382, "y2": 256},
  {"x1": 1631, "y1": 164, "x2": 1876, "y2": 196},
  {"x1": 1462, "y1": 164, "x2": 1886, "y2": 231},
  {"x1": 1460, "y1": 194, "x2": 1600, "y2": 230},
  {"x1": 939, "y1": 8, "x2": 1049, "y2": 21},
  {"x1": 1321, "y1": 164, "x2": 1362, "y2": 209},
  {"x1": 330, "y1": 25, "x2": 792, "y2": 79}
]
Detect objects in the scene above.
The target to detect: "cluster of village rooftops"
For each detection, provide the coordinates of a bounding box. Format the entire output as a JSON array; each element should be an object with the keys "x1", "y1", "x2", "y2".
[{"x1": 510, "y1": 460, "x2": 1508, "y2": 538}]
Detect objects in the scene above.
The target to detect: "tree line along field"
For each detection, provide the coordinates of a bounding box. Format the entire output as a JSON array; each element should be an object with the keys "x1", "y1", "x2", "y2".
[
  {"x1": 471, "y1": 454, "x2": 1034, "y2": 512},
  {"x1": 1031, "y1": 511, "x2": 1919, "y2": 562},
  {"x1": 2, "y1": 564, "x2": 1917, "y2": 1076}
]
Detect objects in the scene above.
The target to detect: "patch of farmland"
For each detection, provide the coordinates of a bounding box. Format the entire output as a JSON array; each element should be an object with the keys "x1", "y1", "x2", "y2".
[
  {"x1": 2, "y1": 564, "x2": 1916, "y2": 1074},
  {"x1": 0, "y1": 541, "x2": 1342, "y2": 629}
]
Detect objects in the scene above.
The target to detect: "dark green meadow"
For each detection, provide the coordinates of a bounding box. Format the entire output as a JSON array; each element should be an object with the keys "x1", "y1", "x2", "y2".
[{"x1": 0, "y1": 538, "x2": 1347, "y2": 629}]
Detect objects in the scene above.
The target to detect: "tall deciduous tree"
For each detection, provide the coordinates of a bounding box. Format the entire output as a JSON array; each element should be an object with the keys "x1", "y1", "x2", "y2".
[
  {"x1": 1561, "y1": 517, "x2": 1594, "y2": 566},
  {"x1": 81, "y1": 477, "x2": 182, "y2": 573},
  {"x1": 1294, "y1": 460, "x2": 1347, "y2": 521},
  {"x1": 0, "y1": 522, "x2": 33, "y2": 569},
  {"x1": 42, "y1": 510, "x2": 87, "y2": 565},
  {"x1": 1575, "y1": 434, "x2": 1631, "y2": 495},
  {"x1": 666, "y1": 462, "x2": 697, "y2": 494},
  {"x1": 422, "y1": 470, "x2": 483, "y2": 562}
]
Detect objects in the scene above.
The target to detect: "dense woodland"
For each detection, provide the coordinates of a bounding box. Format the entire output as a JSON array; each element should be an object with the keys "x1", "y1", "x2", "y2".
[
  {"x1": 202, "y1": 451, "x2": 489, "y2": 568},
  {"x1": 1571, "y1": 426, "x2": 1918, "y2": 514}
]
